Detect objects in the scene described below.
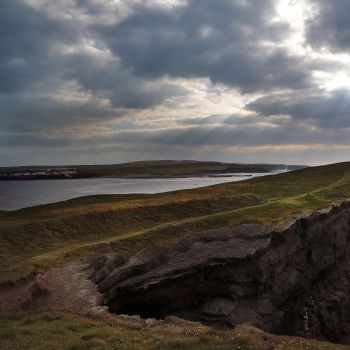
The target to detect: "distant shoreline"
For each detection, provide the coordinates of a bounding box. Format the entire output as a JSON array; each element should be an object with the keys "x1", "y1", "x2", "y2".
[
  {"x1": 0, "y1": 172, "x2": 263, "y2": 181},
  {"x1": 0, "y1": 160, "x2": 305, "y2": 181}
]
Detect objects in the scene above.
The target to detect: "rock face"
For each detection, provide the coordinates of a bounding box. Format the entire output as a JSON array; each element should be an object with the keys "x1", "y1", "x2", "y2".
[{"x1": 91, "y1": 201, "x2": 350, "y2": 344}]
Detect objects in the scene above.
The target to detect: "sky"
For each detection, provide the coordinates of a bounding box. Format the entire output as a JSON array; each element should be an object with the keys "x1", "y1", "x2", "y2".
[{"x1": 2, "y1": 0, "x2": 350, "y2": 166}]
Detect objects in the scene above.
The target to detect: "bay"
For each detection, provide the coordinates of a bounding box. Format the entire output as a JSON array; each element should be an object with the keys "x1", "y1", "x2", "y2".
[{"x1": 0, "y1": 172, "x2": 277, "y2": 211}]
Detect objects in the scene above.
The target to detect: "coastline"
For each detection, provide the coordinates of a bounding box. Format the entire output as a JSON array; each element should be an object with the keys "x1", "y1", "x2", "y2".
[{"x1": 0, "y1": 172, "x2": 265, "y2": 181}]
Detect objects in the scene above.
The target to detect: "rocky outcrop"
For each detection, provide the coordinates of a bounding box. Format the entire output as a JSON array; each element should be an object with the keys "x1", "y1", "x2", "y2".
[{"x1": 91, "y1": 201, "x2": 350, "y2": 344}]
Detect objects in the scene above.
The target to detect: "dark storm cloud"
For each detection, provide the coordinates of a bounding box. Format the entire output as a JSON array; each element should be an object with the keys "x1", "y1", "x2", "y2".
[
  {"x1": 96, "y1": 0, "x2": 312, "y2": 92},
  {"x1": 0, "y1": 0, "x2": 187, "y2": 133},
  {"x1": 1, "y1": 0, "x2": 313, "y2": 143},
  {"x1": 0, "y1": 0, "x2": 81, "y2": 93},
  {"x1": 62, "y1": 54, "x2": 186, "y2": 109},
  {"x1": 247, "y1": 89, "x2": 350, "y2": 128},
  {"x1": 306, "y1": 0, "x2": 350, "y2": 52},
  {"x1": 0, "y1": 94, "x2": 119, "y2": 133}
]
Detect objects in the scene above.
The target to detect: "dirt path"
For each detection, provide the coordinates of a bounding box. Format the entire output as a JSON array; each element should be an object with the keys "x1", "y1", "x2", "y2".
[{"x1": 0, "y1": 261, "x2": 104, "y2": 314}]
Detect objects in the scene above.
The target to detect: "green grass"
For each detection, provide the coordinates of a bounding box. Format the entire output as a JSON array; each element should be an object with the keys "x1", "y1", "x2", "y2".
[
  {"x1": 1, "y1": 162, "x2": 350, "y2": 283},
  {"x1": 0, "y1": 311, "x2": 348, "y2": 350}
]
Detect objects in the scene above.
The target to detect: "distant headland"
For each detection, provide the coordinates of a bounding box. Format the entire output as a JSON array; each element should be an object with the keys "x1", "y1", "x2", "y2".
[{"x1": 0, "y1": 160, "x2": 306, "y2": 180}]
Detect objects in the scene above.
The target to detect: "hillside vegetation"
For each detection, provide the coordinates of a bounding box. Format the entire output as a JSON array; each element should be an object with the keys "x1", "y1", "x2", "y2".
[
  {"x1": 2, "y1": 162, "x2": 350, "y2": 350},
  {"x1": 1, "y1": 162, "x2": 350, "y2": 284},
  {"x1": 1, "y1": 311, "x2": 349, "y2": 350}
]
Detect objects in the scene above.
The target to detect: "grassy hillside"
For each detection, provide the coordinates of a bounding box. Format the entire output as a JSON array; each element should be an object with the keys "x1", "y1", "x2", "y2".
[
  {"x1": 1, "y1": 162, "x2": 350, "y2": 284},
  {"x1": 2, "y1": 162, "x2": 350, "y2": 350},
  {"x1": 1, "y1": 311, "x2": 349, "y2": 350}
]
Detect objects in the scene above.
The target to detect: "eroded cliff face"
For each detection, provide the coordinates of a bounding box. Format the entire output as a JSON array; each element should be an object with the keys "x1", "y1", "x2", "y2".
[{"x1": 91, "y1": 201, "x2": 350, "y2": 344}]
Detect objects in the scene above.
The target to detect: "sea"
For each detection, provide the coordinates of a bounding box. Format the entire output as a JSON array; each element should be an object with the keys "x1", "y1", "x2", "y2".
[{"x1": 0, "y1": 172, "x2": 280, "y2": 211}]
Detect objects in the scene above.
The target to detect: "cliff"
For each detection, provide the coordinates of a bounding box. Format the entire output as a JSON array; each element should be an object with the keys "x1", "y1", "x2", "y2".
[{"x1": 91, "y1": 200, "x2": 350, "y2": 344}]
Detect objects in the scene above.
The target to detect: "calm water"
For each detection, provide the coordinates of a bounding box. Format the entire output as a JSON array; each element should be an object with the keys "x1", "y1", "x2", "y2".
[{"x1": 0, "y1": 173, "x2": 275, "y2": 211}]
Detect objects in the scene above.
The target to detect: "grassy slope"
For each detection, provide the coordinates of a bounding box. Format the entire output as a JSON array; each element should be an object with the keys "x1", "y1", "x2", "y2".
[
  {"x1": 2, "y1": 162, "x2": 350, "y2": 350},
  {"x1": 1, "y1": 162, "x2": 350, "y2": 284},
  {"x1": 1, "y1": 311, "x2": 349, "y2": 350}
]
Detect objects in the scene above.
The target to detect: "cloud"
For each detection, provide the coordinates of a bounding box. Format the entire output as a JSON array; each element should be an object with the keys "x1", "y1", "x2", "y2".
[
  {"x1": 0, "y1": 0, "x2": 187, "y2": 135},
  {"x1": 0, "y1": 93, "x2": 117, "y2": 134},
  {"x1": 2, "y1": 0, "x2": 350, "y2": 166},
  {"x1": 178, "y1": 113, "x2": 290, "y2": 127},
  {"x1": 17, "y1": 122, "x2": 345, "y2": 149},
  {"x1": 118, "y1": 124, "x2": 345, "y2": 147},
  {"x1": 306, "y1": 0, "x2": 350, "y2": 52},
  {"x1": 96, "y1": 0, "x2": 312, "y2": 92},
  {"x1": 0, "y1": 0, "x2": 80, "y2": 93},
  {"x1": 62, "y1": 54, "x2": 187, "y2": 109},
  {"x1": 247, "y1": 88, "x2": 350, "y2": 128}
]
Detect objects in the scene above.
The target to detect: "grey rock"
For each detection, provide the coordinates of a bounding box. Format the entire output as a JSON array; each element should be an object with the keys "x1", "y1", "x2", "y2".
[{"x1": 90, "y1": 202, "x2": 350, "y2": 345}]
